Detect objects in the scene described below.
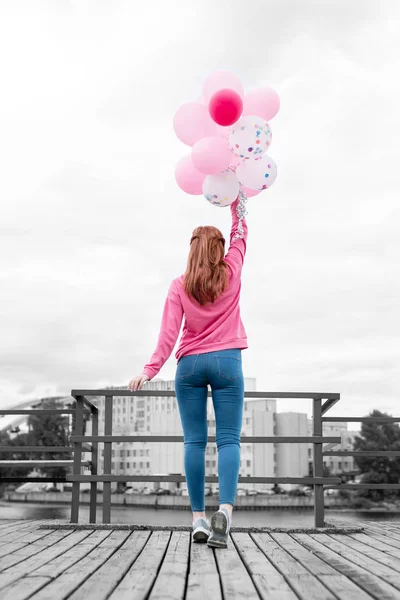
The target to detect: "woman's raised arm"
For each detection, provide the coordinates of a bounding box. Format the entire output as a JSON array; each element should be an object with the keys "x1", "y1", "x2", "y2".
[{"x1": 224, "y1": 195, "x2": 248, "y2": 269}]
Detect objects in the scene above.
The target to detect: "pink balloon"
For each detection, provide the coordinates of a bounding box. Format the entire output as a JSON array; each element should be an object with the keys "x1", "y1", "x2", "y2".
[
  {"x1": 203, "y1": 70, "x2": 244, "y2": 103},
  {"x1": 191, "y1": 136, "x2": 232, "y2": 175},
  {"x1": 243, "y1": 87, "x2": 280, "y2": 121},
  {"x1": 209, "y1": 89, "x2": 243, "y2": 126},
  {"x1": 175, "y1": 155, "x2": 206, "y2": 195},
  {"x1": 242, "y1": 186, "x2": 260, "y2": 198},
  {"x1": 173, "y1": 102, "x2": 217, "y2": 146}
]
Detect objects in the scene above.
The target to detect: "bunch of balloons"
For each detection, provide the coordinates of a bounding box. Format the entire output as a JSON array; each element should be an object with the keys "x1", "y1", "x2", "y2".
[{"x1": 174, "y1": 70, "x2": 279, "y2": 207}]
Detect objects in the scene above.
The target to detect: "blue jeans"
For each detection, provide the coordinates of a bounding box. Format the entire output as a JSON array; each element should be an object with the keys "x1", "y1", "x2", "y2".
[{"x1": 175, "y1": 349, "x2": 244, "y2": 511}]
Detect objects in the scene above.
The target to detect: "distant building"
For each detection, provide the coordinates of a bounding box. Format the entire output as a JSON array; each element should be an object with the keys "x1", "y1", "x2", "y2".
[
  {"x1": 276, "y1": 412, "x2": 309, "y2": 490},
  {"x1": 307, "y1": 419, "x2": 359, "y2": 476}
]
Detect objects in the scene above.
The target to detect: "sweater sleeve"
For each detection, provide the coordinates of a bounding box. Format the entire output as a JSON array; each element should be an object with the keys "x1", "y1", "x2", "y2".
[
  {"x1": 142, "y1": 280, "x2": 184, "y2": 380},
  {"x1": 224, "y1": 196, "x2": 248, "y2": 270}
]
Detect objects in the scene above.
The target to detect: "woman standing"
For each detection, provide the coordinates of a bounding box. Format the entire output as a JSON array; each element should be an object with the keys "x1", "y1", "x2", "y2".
[{"x1": 129, "y1": 195, "x2": 248, "y2": 548}]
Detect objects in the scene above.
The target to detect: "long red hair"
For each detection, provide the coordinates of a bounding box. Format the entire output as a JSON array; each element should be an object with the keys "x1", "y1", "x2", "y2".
[{"x1": 183, "y1": 226, "x2": 229, "y2": 305}]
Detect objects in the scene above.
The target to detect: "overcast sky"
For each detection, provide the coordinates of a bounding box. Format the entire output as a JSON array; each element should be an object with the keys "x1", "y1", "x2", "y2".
[{"x1": 1, "y1": 0, "x2": 399, "y2": 424}]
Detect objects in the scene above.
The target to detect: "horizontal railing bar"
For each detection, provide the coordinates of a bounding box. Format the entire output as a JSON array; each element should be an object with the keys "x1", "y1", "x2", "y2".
[
  {"x1": 0, "y1": 477, "x2": 68, "y2": 483},
  {"x1": 67, "y1": 475, "x2": 341, "y2": 484},
  {"x1": 0, "y1": 444, "x2": 93, "y2": 453},
  {"x1": 71, "y1": 435, "x2": 341, "y2": 444},
  {"x1": 0, "y1": 409, "x2": 88, "y2": 415},
  {"x1": 322, "y1": 417, "x2": 400, "y2": 422},
  {"x1": 323, "y1": 450, "x2": 400, "y2": 456},
  {"x1": 0, "y1": 446, "x2": 75, "y2": 453},
  {"x1": 71, "y1": 394, "x2": 98, "y2": 412},
  {"x1": 326, "y1": 484, "x2": 400, "y2": 489},
  {"x1": 71, "y1": 389, "x2": 341, "y2": 400},
  {"x1": 0, "y1": 460, "x2": 91, "y2": 467}
]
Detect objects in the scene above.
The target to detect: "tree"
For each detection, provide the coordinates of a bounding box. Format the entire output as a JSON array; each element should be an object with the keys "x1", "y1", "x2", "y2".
[
  {"x1": 353, "y1": 409, "x2": 400, "y2": 501},
  {"x1": 25, "y1": 398, "x2": 72, "y2": 479},
  {"x1": 0, "y1": 399, "x2": 73, "y2": 487}
]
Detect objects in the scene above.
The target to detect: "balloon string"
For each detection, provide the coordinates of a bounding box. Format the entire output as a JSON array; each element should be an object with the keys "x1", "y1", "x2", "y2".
[{"x1": 232, "y1": 186, "x2": 248, "y2": 241}]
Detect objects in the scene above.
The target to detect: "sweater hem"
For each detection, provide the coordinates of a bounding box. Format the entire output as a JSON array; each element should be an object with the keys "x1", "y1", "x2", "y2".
[{"x1": 176, "y1": 339, "x2": 248, "y2": 362}]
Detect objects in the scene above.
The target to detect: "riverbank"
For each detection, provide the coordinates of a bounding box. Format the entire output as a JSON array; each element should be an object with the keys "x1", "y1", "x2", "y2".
[
  {"x1": 4, "y1": 492, "x2": 400, "y2": 513},
  {"x1": 3, "y1": 491, "x2": 337, "y2": 510},
  {"x1": 0, "y1": 491, "x2": 377, "y2": 511}
]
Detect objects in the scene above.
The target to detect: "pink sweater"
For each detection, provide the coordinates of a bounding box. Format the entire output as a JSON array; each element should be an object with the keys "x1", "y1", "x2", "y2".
[{"x1": 142, "y1": 197, "x2": 248, "y2": 380}]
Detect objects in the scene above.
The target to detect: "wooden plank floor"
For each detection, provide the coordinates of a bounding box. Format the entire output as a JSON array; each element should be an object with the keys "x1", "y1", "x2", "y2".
[{"x1": 1, "y1": 519, "x2": 400, "y2": 599}]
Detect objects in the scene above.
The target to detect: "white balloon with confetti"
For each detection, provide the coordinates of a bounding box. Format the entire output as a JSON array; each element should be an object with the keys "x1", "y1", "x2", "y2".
[
  {"x1": 203, "y1": 169, "x2": 240, "y2": 207},
  {"x1": 229, "y1": 115, "x2": 272, "y2": 160},
  {"x1": 236, "y1": 154, "x2": 277, "y2": 191}
]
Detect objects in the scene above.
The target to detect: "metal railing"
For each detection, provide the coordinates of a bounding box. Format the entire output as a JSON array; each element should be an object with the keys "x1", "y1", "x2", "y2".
[
  {"x1": 321, "y1": 415, "x2": 400, "y2": 495},
  {"x1": 68, "y1": 390, "x2": 342, "y2": 527},
  {"x1": 3, "y1": 391, "x2": 399, "y2": 529},
  {"x1": 0, "y1": 398, "x2": 98, "y2": 520}
]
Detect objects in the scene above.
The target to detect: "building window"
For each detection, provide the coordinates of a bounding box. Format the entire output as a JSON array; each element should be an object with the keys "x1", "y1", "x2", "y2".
[
  {"x1": 146, "y1": 462, "x2": 150, "y2": 468},
  {"x1": 246, "y1": 460, "x2": 251, "y2": 467},
  {"x1": 120, "y1": 462, "x2": 124, "y2": 469}
]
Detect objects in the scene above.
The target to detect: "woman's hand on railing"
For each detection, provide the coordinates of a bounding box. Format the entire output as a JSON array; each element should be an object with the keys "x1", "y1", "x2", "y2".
[{"x1": 128, "y1": 373, "x2": 150, "y2": 392}]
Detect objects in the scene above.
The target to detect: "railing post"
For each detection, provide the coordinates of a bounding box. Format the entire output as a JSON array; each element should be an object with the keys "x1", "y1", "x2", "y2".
[
  {"x1": 102, "y1": 395, "x2": 113, "y2": 524},
  {"x1": 89, "y1": 406, "x2": 99, "y2": 524},
  {"x1": 313, "y1": 397, "x2": 325, "y2": 527},
  {"x1": 71, "y1": 395, "x2": 84, "y2": 523}
]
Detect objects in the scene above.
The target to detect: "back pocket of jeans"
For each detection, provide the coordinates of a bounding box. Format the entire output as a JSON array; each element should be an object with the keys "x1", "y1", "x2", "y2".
[
  {"x1": 215, "y1": 354, "x2": 241, "y2": 380},
  {"x1": 177, "y1": 355, "x2": 198, "y2": 379}
]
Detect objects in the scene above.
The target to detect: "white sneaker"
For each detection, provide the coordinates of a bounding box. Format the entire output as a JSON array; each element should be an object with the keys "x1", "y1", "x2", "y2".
[
  {"x1": 207, "y1": 508, "x2": 232, "y2": 548},
  {"x1": 192, "y1": 517, "x2": 211, "y2": 543}
]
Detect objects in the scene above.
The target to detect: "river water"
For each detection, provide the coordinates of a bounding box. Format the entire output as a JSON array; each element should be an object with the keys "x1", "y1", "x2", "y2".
[{"x1": 1, "y1": 502, "x2": 400, "y2": 527}]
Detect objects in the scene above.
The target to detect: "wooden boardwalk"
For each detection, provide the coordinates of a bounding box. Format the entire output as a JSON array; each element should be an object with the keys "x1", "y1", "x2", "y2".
[{"x1": 1, "y1": 518, "x2": 400, "y2": 599}]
